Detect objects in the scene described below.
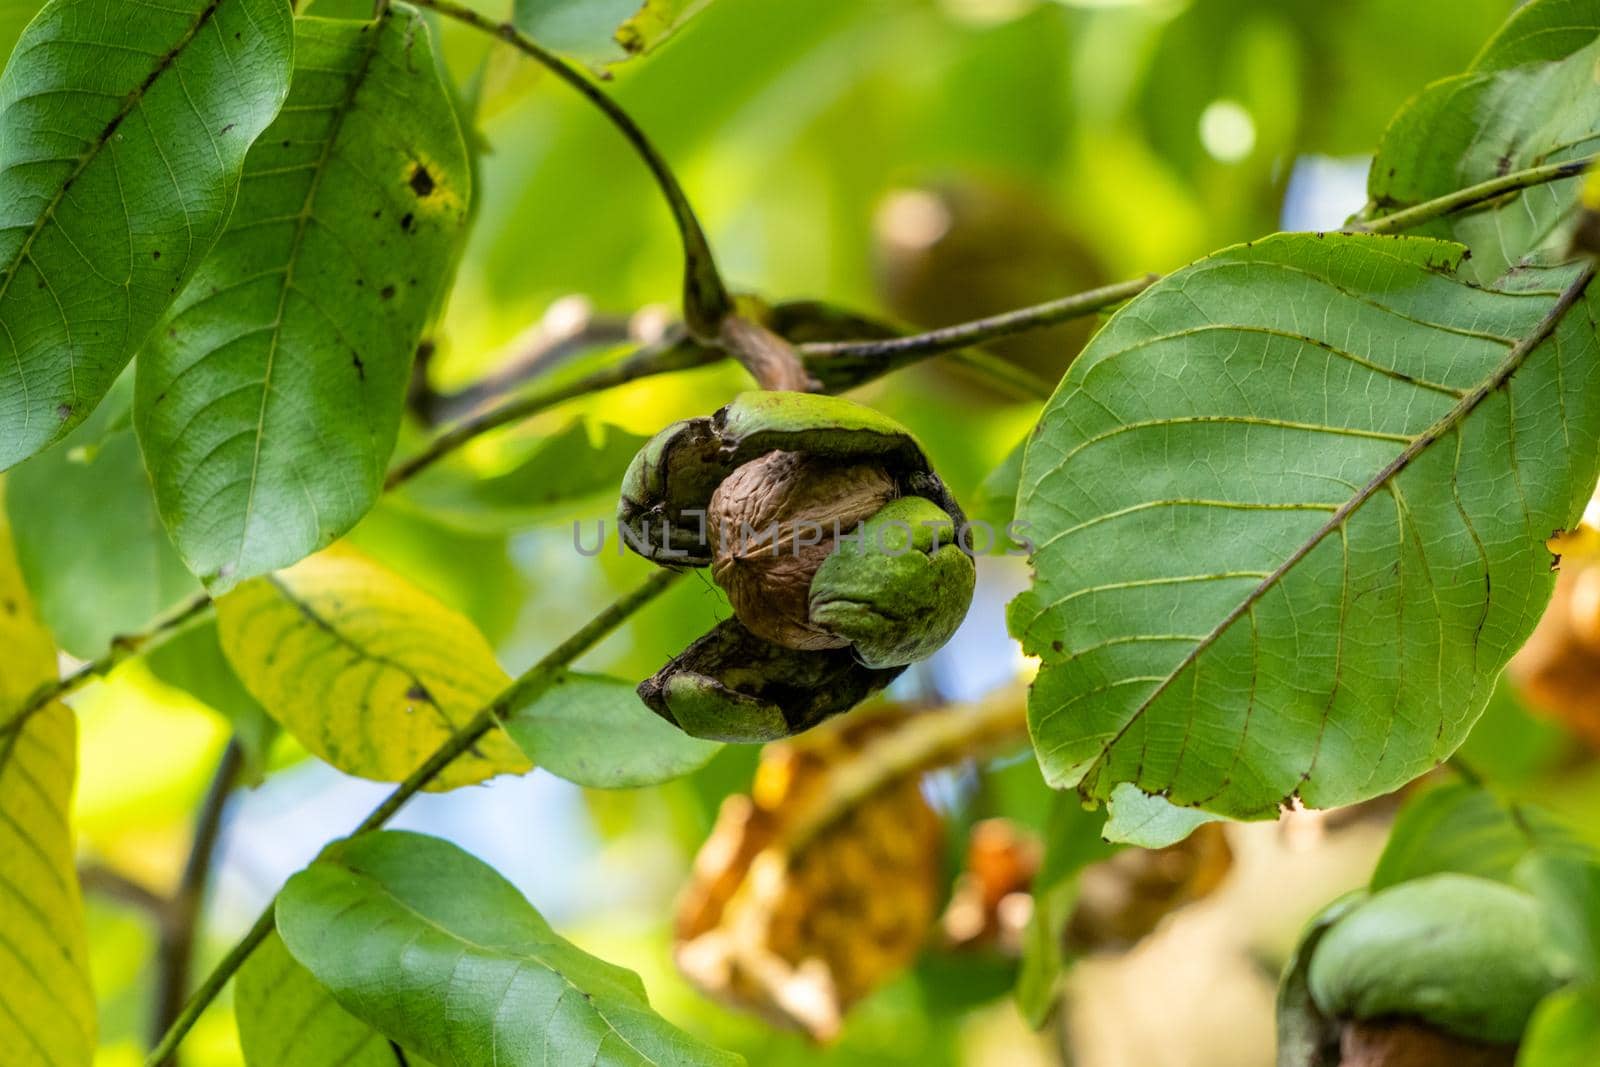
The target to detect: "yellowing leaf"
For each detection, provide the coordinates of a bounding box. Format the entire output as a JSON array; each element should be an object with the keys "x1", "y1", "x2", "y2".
[
  {"x1": 0, "y1": 509, "x2": 95, "y2": 1066},
  {"x1": 215, "y1": 546, "x2": 528, "y2": 789}
]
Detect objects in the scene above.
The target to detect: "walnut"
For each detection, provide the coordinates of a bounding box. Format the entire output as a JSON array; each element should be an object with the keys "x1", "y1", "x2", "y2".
[{"x1": 707, "y1": 450, "x2": 896, "y2": 651}]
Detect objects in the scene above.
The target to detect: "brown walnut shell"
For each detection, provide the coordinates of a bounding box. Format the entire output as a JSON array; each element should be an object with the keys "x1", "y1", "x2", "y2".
[
  {"x1": 1337, "y1": 1019, "x2": 1515, "y2": 1067},
  {"x1": 707, "y1": 450, "x2": 896, "y2": 651}
]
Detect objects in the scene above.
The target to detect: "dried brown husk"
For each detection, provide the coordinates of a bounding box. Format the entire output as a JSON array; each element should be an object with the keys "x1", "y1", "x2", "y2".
[{"x1": 673, "y1": 705, "x2": 943, "y2": 1041}]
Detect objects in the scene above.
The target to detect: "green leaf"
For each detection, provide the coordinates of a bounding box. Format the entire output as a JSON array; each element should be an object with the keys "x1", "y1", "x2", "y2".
[
  {"x1": 136, "y1": 7, "x2": 472, "y2": 593},
  {"x1": 1518, "y1": 853, "x2": 1600, "y2": 982},
  {"x1": 396, "y1": 419, "x2": 650, "y2": 533},
  {"x1": 1102, "y1": 782, "x2": 1223, "y2": 848},
  {"x1": 1012, "y1": 234, "x2": 1600, "y2": 820},
  {"x1": 0, "y1": 516, "x2": 94, "y2": 1065},
  {"x1": 237, "y1": 930, "x2": 424, "y2": 1067},
  {"x1": 215, "y1": 546, "x2": 528, "y2": 789},
  {"x1": 0, "y1": 0, "x2": 293, "y2": 470},
  {"x1": 277, "y1": 830, "x2": 745, "y2": 1067},
  {"x1": 1519, "y1": 985, "x2": 1600, "y2": 1067},
  {"x1": 145, "y1": 619, "x2": 279, "y2": 786},
  {"x1": 1371, "y1": 782, "x2": 1583, "y2": 891},
  {"x1": 1367, "y1": 0, "x2": 1599, "y2": 281},
  {"x1": 513, "y1": 0, "x2": 711, "y2": 65},
  {"x1": 503, "y1": 671, "x2": 720, "y2": 788},
  {"x1": 6, "y1": 383, "x2": 198, "y2": 658},
  {"x1": 1015, "y1": 794, "x2": 1116, "y2": 1027}
]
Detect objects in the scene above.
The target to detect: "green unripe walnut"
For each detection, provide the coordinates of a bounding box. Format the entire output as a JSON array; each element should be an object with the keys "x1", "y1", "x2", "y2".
[
  {"x1": 1306, "y1": 873, "x2": 1564, "y2": 1046},
  {"x1": 619, "y1": 392, "x2": 976, "y2": 740}
]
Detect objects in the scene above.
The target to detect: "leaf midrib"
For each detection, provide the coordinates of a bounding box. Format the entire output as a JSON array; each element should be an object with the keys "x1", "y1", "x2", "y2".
[
  {"x1": 235, "y1": 13, "x2": 390, "y2": 575},
  {"x1": 1080, "y1": 263, "x2": 1597, "y2": 787},
  {"x1": 326, "y1": 867, "x2": 668, "y2": 1067},
  {"x1": 0, "y1": 0, "x2": 225, "y2": 318}
]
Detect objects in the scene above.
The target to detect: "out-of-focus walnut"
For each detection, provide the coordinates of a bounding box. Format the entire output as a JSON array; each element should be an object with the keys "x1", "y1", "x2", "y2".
[
  {"x1": 1508, "y1": 522, "x2": 1600, "y2": 749},
  {"x1": 941, "y1": 818, "x2": 1041, "y2": 953},
  {"x1": 674, "y1": 705, "x2": 944, "y2": 1041},
  {"x1": 1066, "y1": 823, "x2": 1234, "y2": 953},
  {"x1": 708, "y1": 450, "x2": 896, "y2": 651}
]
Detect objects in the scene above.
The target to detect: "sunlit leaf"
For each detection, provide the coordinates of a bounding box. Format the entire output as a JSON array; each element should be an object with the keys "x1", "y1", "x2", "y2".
[
  {"x1": 1013, "y1": 234, "x2": 1600, "y2": 820},
  {"x1": 1101, "y1": 782, "x2": 1223, "y2": 848},
  {"x1": 513, "y1": 0, "x2": 711, "y2": 65},
  {"x1": 503, "y1": 671, "x2": 719, "y2": 788},
  {"x1": 6, "y1": 384, "x2": 197, "y2": 658},
  {"x1": 237, "y1": 930, "x2": 425, "y2": 1067},
  {"x1": 0, "y1": 1, "x2": 43, "y2": 66},
  {"x1": 1366, "y1": 0, "x2": 1599, "y2": 281},
  {"x1": 277, "y1": 830, "x2": 744, "y2": 1067},
  {"x1": 0, "y1": 512, "x2": 94, "y2": 1065},
  {"x1": 0, "y1": 0, "x2": 293, "y2": 469},
  {"x1": 137, "y1": 7, "x2": 472, "y2": 593},
  {"x1": 1520, "y1": 985, "x2": 1600, "y2": 1067},
  {"x1": 1371, "y1": 782, "x2": 1583, "y2": 890},
  {"x1": 215, "y1": 546, "x2": 527, "y2": 789}
]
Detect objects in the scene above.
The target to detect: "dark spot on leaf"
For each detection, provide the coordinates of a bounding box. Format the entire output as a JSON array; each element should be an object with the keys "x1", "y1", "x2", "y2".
[
  {"x1": 35, "y1": 279, "x2": 44, "y2": 289},
  {"x1": 2, "y1": 599, "x2": 15, "y2": 616},
  {"x1": 352, "y1": 352, "x2": 365, "y2": 380},
  {"x1": 1387, "y1": 166, "x2": 1395, "y2": 177},
  {"x1": 1496, "y1": 153, "x2": 1512, "y2": 176},
  {"x1": 1051, "y1": 640, "x2": 1063, "y2": 653},
  {"x1": 56, "y1": 403, "x2": 72, "y2": 420},
  {"x1": 405, "y1": 682, "x2": 435, "y2": 704},
  {"x1": 372, "y1": 209, "x2": 382, "y2": 220},
  {"x1": 152, "y1": 250, "x2": 161, "y2": 260},
  {"x1": 380, "y1": 285, "x2": 396, "y2": 301},
  {"x1": 281, "y1": 140, "x2": 291, "y2": 149},
  {"x1": 355, "y1": 278, "x2": 364, "y2": 287},
  {"x1": 399, "y1": 213, "x2": 415, "y2": 233},
  {"x1": 219, "y1": 123, "x2": 236, "y2": 135},
  {"x1": 409, "y1": 165, "x2": 435, "y2": 198}
]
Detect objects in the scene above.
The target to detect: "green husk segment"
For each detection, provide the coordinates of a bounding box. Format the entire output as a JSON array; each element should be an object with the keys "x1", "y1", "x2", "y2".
[
  {"x1": 1306, "y1": 873, "x2": 1565, "y2": 1044},
  {"x1": 637, "y1": 618, "x2": 904, "y2": 742},
  {"x1": 617, "y1": 392, "x2": 963, "y2": 567},
  {"x1": 810, "y1": 497, "x2": 977, "y2": 668}
]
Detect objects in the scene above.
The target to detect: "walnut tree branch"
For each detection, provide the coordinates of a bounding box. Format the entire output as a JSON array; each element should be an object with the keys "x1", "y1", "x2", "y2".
[
  {"x1": 143, "y1": 570, "x2": 683, "y2": 1067},
  {"x1": 407, "y1": 0, "x2": 733, "y2": 339}
]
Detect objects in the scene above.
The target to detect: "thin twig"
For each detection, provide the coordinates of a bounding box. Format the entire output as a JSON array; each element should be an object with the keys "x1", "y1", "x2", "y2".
[
  {"x1": 79, "y1": 864, "x2": 168, "y2": 917},
  {"x1": 798, "y1": 275, "x2": 1159, "y2": 365},
  {"x1": 1349, "y1": 155, "x2": 1595, "y2": 235},
  {"x1": 152, "y1": 738, "x2": 245, "y2": 1067},
  {"x1": 2, "y1": 592, "x2": 213, "y2": 738},
  {"x1": 408, "y1": 0, "x2": 732, "y2": 338},
  {"x1": 143, "y1": 570, "x2": 682, "y2": 1066},
  {"x1": 385, "y1": 335, "x2": 722, "y2": 488}
]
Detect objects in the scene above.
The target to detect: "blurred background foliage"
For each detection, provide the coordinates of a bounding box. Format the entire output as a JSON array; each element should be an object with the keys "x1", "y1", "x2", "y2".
[{"x1": 13, "y1": 0, "x2": 1600, "y2": 1063}]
